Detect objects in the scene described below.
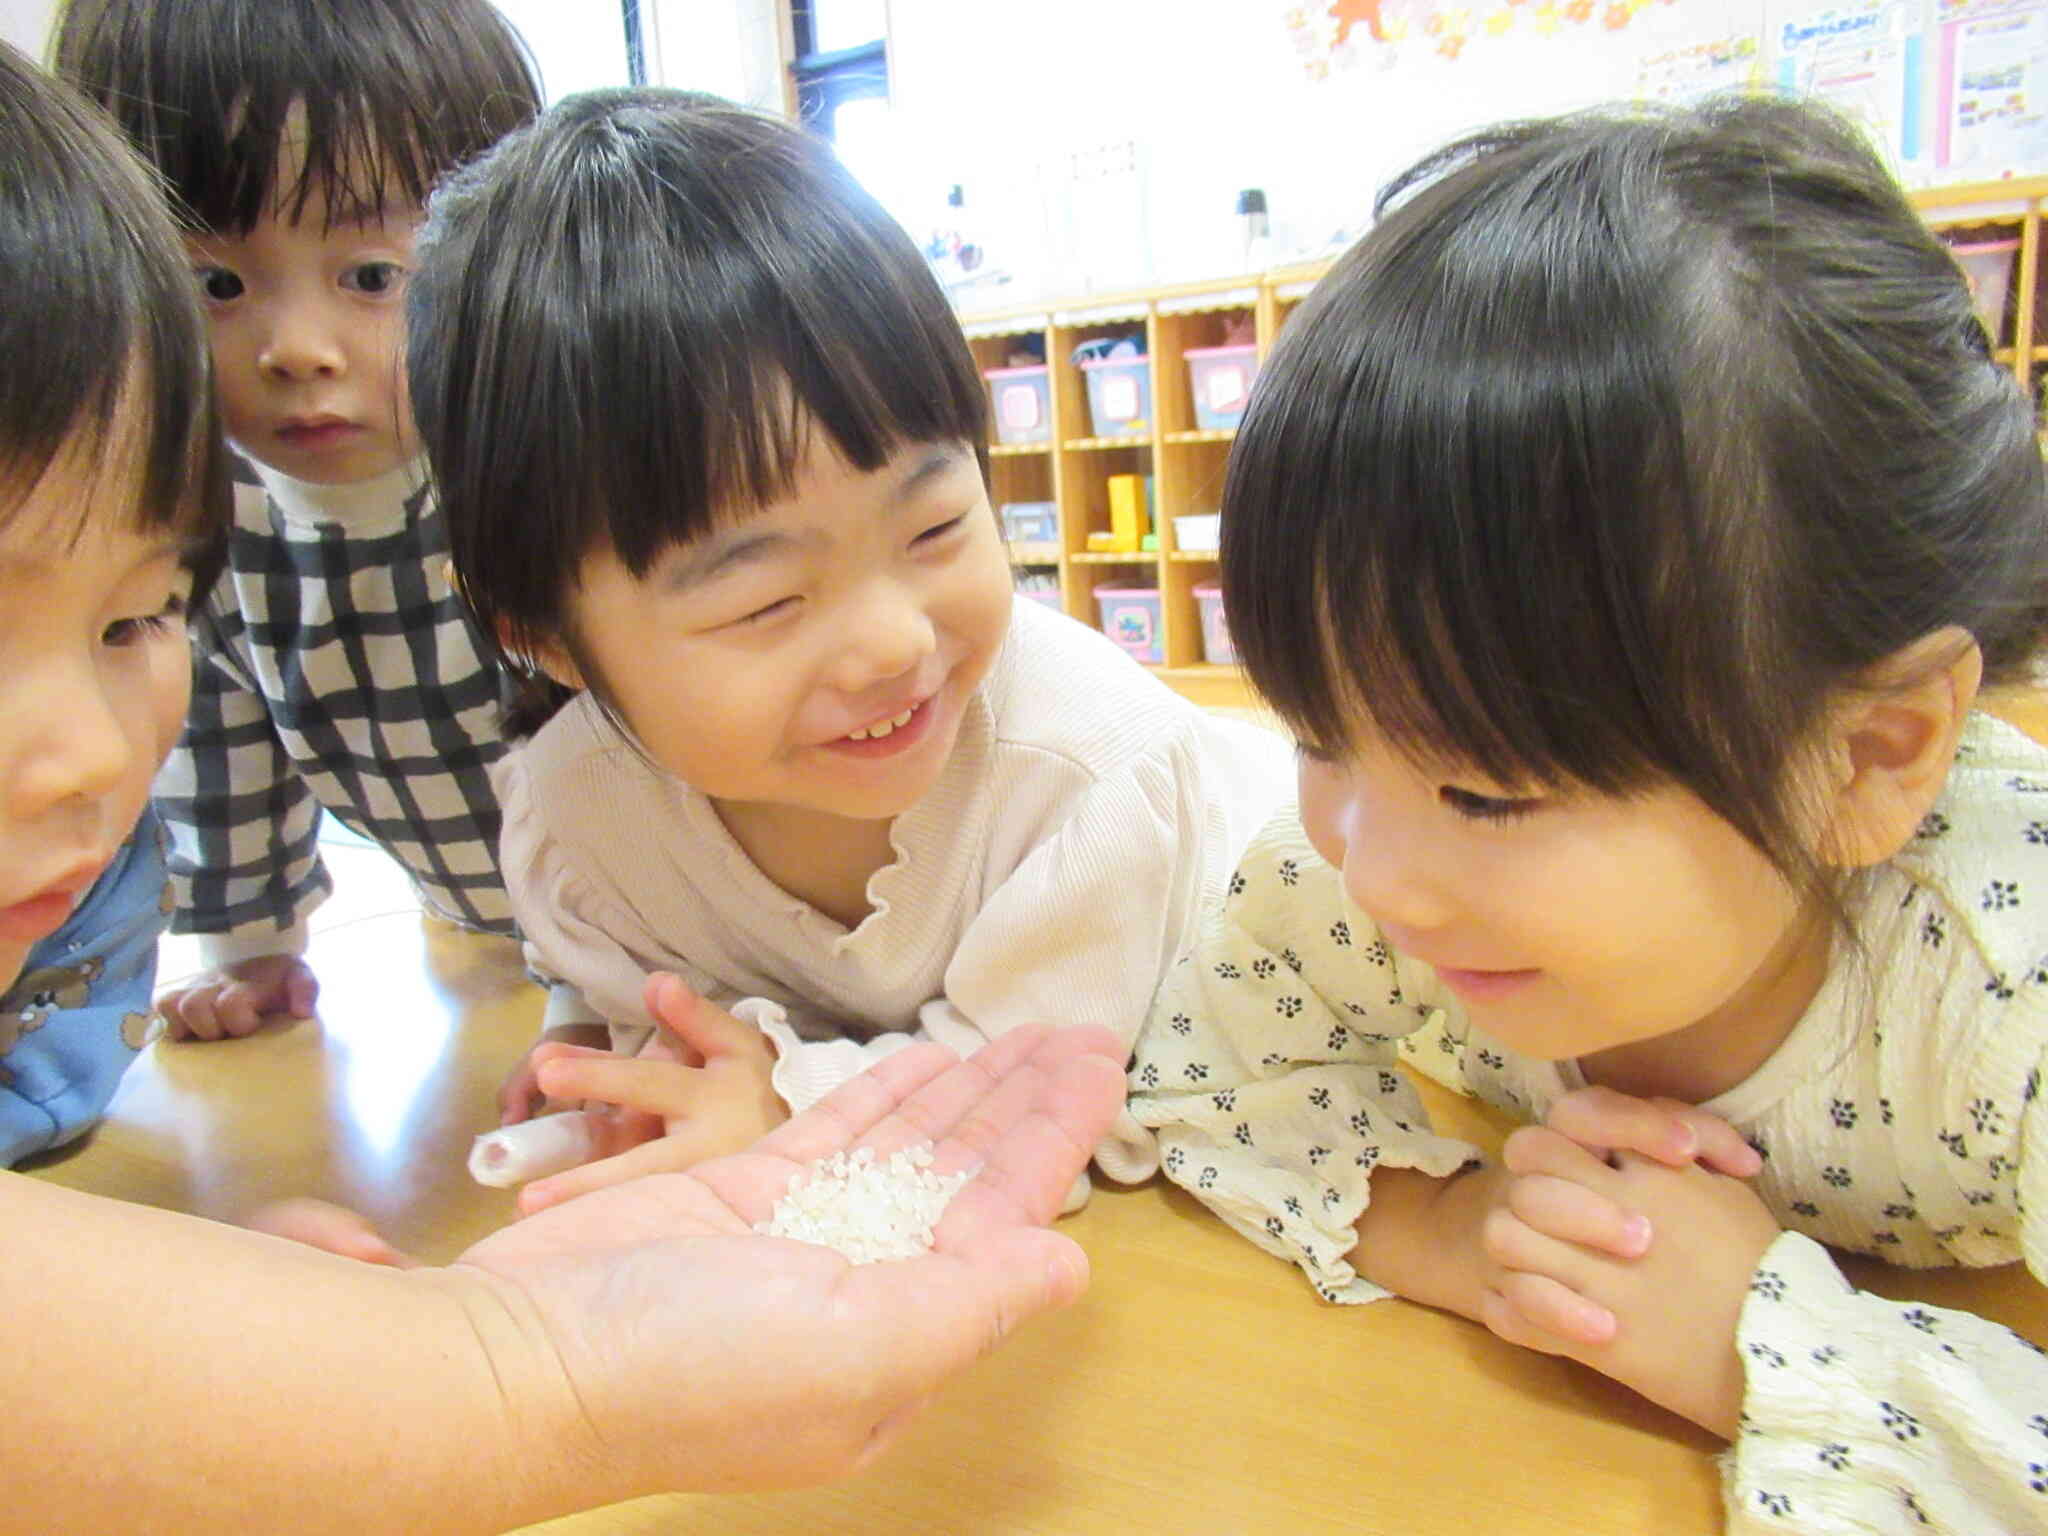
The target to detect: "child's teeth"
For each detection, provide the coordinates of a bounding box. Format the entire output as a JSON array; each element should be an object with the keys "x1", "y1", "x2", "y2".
[{"x1": 849, "y1": 707, "x2": 916, "y2": 741}]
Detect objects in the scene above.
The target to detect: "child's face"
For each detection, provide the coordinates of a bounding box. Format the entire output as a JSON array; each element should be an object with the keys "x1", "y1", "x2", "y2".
[
  {"x1": 547, "y1": 436, "x2": 1012, "y2": 823},
  {"x1": 1297, "y1": 729, "x2": 1831, "y2": 1069},
  {"x1": 186, "y1": 169, "x2": 420, "y2": 485},
  {"x1": 0, "y1": 429, "x2": 194, "y2": 992}
]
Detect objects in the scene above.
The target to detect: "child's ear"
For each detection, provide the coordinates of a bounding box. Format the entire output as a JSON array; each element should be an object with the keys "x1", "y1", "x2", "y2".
[
  {"x1": 496, "y1": 619, "x2": 583, "y2": 691},
  {"x1": 1818, "y1": 626, "x2": 1982, "y2": 868}
]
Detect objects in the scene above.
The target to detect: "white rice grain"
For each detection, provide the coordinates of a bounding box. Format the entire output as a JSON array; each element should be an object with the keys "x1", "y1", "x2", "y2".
[{"x1": 754, "y1": 1142, "x2": 972, "y2": 1264}]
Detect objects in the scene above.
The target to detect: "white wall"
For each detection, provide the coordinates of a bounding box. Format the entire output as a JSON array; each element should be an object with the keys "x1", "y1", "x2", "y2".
[
  {"x1": 1, "y1": 2, "x2": 626, "y2": 98},
  {"x1": 493, "y1": 0, "x2": 631, "y2": 102},
  {"x1": 648, "y1": 0, "x2": 786, "y2": 111},
  {"x1": 0, "y1": 0, "x2": 56, "y2": 58},
  {"x1": 882, "y1": 0, "x2": 2048, "y2": 301}
]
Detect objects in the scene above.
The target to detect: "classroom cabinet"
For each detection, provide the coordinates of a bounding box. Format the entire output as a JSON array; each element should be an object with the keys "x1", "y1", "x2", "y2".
[
  {"x1": 965, "y1": 180, "x2": 2045, "y2": 710},
  {"x1": 962, "y1": 267, "x2": 1328, "y2": 709}
]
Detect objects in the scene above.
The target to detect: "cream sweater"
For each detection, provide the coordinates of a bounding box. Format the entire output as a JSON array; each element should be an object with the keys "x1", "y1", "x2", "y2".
[{"x1": 494, "y1": 596, "x2": 1295, "y2": 1183}]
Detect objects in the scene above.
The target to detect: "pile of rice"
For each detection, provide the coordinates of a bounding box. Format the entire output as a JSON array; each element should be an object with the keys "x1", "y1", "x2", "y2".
[{"x1": 755, "y1": 1142, "x2": 972, "y2": 1264}]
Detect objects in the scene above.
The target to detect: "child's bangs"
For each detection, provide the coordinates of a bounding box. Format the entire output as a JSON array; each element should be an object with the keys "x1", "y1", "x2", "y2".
[
  {"x1": 511, "y1": 112, "x2": 987, "y2": 579},
  {"x1": 71, "y1": 1, "x2": 541, "y2": 236},
  {"x1": 184, "y1": 96, "x2": 442, "y2": 234},
  {"x1": 0, "y1": 56, "x2": 222, "y2": 553},
  {"x1": 1223, "y1": 173, "x2": 1701, "y2": 797}
]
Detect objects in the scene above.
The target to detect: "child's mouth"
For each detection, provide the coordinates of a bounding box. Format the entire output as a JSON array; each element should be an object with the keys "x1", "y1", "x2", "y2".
[
  {"x1": 831, "y1": 697, "x2": 935, "y2": 757},
  {"x1": 846, "y1": 707, "x2": 916, "y2": 742}
]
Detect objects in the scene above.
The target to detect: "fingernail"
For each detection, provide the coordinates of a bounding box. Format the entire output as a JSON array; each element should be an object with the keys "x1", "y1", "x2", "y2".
[{"x1": 1623, "y1": 1213, "x2": 1653, "y2": 1255}]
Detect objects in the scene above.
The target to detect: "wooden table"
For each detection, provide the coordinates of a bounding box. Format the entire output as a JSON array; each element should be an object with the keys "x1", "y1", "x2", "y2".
[{"x1": 23, "y1": 911, "x2": 2048, "y2": 1534}]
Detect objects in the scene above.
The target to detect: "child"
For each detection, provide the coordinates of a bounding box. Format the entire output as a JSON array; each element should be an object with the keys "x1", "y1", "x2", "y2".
[
  {"x1": 53, "y1": 0, "x2": 543, "y2": 1039},
  {"x1": 1125, "y1": 96, "x2": 2048, "y2": 1530},
  {"x1": 0, "y1": 37, "x2": 228, "y2": 1167},
  {"x1": 403, "y1": 89, "x2": 1295, "y2": 1205}
]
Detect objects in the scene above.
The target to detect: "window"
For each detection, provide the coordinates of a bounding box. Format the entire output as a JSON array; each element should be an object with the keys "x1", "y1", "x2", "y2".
[{"x1": 787, "y1": 0, "x2": 887, "y2": 142}]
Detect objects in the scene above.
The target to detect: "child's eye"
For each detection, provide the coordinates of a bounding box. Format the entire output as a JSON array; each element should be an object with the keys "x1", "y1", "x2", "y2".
[
  {"x1": 1295, "y1": 741, "x2": 1345, "y2": 767},
  {"x1": 733, "y1": 595, "x2": 800, "y2": 626},
  {"x1": 914, "y1": 514, "x2": 966, "y2": 545},
  {"x1": 103, "y1": 592, "x2": 188, "y2": 648},
  {"x1": 1439, "y1": 784, "x2": 1540, "y2": 823},
  {"x1": 341, "y1": 261, "x2": 406, "y2": 296},
  {"x1": 195, "y1": 266, "x2": 244, "y2": 303}
]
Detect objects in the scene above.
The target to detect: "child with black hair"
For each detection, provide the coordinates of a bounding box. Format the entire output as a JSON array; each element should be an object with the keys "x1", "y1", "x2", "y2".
[
  {"x1": 1126, "y1": 96, "x2": 2048, "y2": 1529},
  {"x1": 0, "y1": 33, "x2": 231, "y2": 1167},
  {"x1": 406, "y1": 89, "x2": 1293, "y2": 1208},
  {"x1": 53, "y1": 0, "x2": 543, "y2": 1039}
]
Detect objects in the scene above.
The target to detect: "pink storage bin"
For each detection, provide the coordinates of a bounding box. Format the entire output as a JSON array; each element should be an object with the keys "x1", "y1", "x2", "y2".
[
  {"x1": 984, "y1": 364, "x2": 1050, "y2": 445},
  {"x1": 1184, "y1": 344, "x2": 1257, "y2": 430},
  {"x1": 1950, "y1": 238, "x2": 2018, "y2": 337},
  {"x1": 1094, "y1": 586, "x2": 1163, "y2": 663},
  {"x1": 1080, "y1": 355, "x2": 1152, "y2": 438},
  {"x1": 1193, "y1": 581, "x2": 1236, "y2": 664}
]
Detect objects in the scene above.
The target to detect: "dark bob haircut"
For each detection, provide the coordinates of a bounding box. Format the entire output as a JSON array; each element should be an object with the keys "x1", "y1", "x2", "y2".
[
  {"x1": 1224, "y1": 94, "x2": 2048, "y2": 883},
  {"x1": 407, "y1": 87, "x2": 990, "y2": 682},
  {"x1": 52, "y1": 0, "x2": 541, "y2": 233},
  {"x1": 0, "y1": 40, "x2": 223, "y2": 558}
]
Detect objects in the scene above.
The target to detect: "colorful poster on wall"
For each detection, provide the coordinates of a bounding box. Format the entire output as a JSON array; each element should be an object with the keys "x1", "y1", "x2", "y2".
[
  {"x1": 1775, "y1": 0, "x2": 1923, "y2": 164},
  {"x1": 1937, "y1": 0, "x2": 2048, "y2": 173},
  {"x1": 1636, "y1": 32, "x2": 1764, "y2": 100},
  {"x1": 1286, "y1": 0, "x2": 1674, "y2": 69}
]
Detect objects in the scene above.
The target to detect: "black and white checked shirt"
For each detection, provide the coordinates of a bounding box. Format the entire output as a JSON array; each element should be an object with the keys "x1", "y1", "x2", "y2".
[{"x1": 154, "y1": 459, "x2": 515, "y2": 960}]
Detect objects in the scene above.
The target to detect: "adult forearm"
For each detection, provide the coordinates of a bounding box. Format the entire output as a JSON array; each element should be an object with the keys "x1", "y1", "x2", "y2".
[{"x1": 0, "y1": 1174, "x2": 586, "y2": 1534}]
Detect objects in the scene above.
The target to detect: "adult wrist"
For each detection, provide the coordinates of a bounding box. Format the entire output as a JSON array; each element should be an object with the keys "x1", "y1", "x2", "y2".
[{"x1": 404, "y1": 1264, "x2": 620, "y2": 1531}]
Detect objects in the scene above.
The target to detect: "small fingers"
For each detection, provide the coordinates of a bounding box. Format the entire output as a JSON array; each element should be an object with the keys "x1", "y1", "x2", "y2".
[
  {"x1": 1546, "y1": 1085, "x2": 1702, "y2": 1167},
  {"x1": 535, "y1": 1052, "x2": 701, "y2": 1119},
  {"x1": 158, "y1": 989, "x2": 217, "y2": 1041},
  {"x1": 1501, "y1": 1123, "x2": 1616, "y2": 1181},
  {"x1": 1505, "y1": 1171, "x2": 1651, "y2": 1258},
  {"x1": 1481, "y1": 1272, "x2": 1617, "y2": 1350},
  {"x1": 1479, "y1": 1207, "x2": 1622, "y2": 1345},
  {"x1": 517, "y1": 1134, "x2": 701, "y2": 1215},
  {"x1": 1644, "y1": 1097, "x2": 1763, "y2": 1177},
  {"x1": 247, "y1": 1198, "x2": 420, "y2": 1268}
]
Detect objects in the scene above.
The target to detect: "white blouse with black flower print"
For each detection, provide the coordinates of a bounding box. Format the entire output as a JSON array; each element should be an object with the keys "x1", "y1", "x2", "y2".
[{"x1": 1127, "y1": 712, "x2": 2048, "y2": 1534}]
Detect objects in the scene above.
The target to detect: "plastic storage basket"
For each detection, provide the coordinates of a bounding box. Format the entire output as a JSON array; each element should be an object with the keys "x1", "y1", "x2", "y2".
[
  {"x1": 1081, "y1": 355, "x2": 1151, "y2": 439},
  {"x1": 984, "y1": 365, "x2": 1051, "y2": 446},
  {"x1": 1184, "y1": 344, "x2": 1257, "y2": 431},
  {"x1": 1094, "y1": 586, "x2": 1163, "y2": 663},
  {"x1": 1193, "y1": 581, "x2": 1236, "y2": 664}
]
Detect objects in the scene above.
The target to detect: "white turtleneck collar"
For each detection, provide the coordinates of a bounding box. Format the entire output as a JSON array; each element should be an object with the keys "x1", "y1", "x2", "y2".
[{"x1": 247, "y1": 455, "x2": 430, "y2": 535}]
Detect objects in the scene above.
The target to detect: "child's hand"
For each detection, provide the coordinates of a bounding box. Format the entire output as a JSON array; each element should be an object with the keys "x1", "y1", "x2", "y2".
[
  {"x1": 157, "y1": 954, "x2": 319, "y2": 1041},
  {"x1": 245, "y1": 1197, "x2": 420, "y2": 1269},
  {"x1": 517, "y1": 973, "x2": 789, "y2": 1215},
  {"x1": 1542, "y1": 1084, "x2": 1765, "y2": 1178},
  {"x1": 499, "y1": 1022, "x2": 613, "y2": 1124},
  {"x1": 1479, "y1": 1127, "x2": 1781, "y2": 1439}
]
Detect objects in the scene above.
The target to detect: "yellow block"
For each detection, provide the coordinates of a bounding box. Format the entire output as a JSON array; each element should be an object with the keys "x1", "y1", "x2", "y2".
[{"x1": 1107, "y1": 473, "x2": 1147, "y2": 551}]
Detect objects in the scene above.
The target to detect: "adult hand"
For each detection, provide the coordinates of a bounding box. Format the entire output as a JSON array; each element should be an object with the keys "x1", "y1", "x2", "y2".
[{"x1": 265, "y1": 1021, "x2": 1127, "y2": 1496}]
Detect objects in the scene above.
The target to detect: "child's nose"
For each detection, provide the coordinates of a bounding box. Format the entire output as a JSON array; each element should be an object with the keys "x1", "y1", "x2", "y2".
[
  {"x1": 258, "y1": 304, "x2": 346, "y2": 381},
  {"x1": 832, "y1": 583, "x2": 936, "y2": 692},
  {"x1": 2, "y1": 674, "x2": 134, "y2": 824},
  {"x1": 1332, "y1": 800, "x2": 1457, "y2": 936}
]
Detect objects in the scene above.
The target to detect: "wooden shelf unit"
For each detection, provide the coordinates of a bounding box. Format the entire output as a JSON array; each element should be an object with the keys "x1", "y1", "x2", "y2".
[
  {"x1": 1911, "y1": 173, "x2": 2048, "y2": 404},
  {"x1": 962, "y1": 272, "x2": 1329, "y2": 709}
]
